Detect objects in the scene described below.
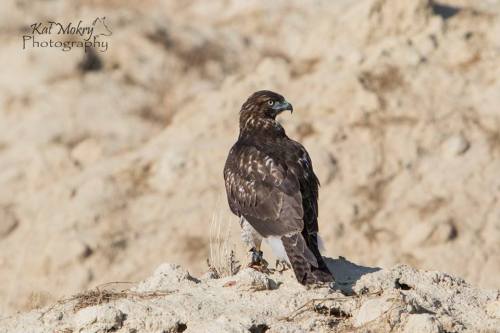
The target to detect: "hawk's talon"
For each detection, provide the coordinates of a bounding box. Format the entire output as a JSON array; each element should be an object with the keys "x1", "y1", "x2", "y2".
[
  {"x1": 248, "y1": 247, "x2": 263, "y2": 265},
  {"x1": 275, "y1": 259, "x2": 291, "y2": 272},
  {"x1": 247, "y1": 247, "x2": 269, "y2": 273},
  {"x1": 250, "y1": 248, "x2": 264, "y2": 265},
  {"x1": 248, "y1": 261, "x2": 270, "y2": 273}
]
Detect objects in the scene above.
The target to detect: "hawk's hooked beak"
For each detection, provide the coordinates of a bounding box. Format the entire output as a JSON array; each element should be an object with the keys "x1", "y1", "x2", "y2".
[{"x1": 272, "y1": 100, "x2": 293, "y2": 114}]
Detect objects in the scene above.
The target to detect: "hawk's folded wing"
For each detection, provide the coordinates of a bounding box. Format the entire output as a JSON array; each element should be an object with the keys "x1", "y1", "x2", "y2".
[{"x1": 224, "y1": 145, "x2": 304, "y2": 237}]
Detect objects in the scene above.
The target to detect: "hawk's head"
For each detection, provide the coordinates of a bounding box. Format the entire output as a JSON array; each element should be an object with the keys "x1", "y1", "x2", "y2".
[{"x1": 241, "y1": 90, "x2": 293, "y2": 120}]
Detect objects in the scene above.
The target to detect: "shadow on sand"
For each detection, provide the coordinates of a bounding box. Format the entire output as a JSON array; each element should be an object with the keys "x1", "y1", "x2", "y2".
[
  {"x1": 324, "y1": 256, "x2": 381, "y2": 295},
  {"x1": 431, "y1": 2, "x2": 461, "y2": 20}
]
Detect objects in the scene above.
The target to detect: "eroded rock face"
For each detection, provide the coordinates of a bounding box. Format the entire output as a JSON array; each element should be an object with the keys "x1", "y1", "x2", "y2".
[
  {"x1": 0, "y1": 261, "x2": 498, "y2": 333},
  {"x1": 134, "y1": 263, "x2": 200, "y2": 292},
  {"x1": 232, "y1": 268, "x2": 278, "y2": 292},
  {"x1": 353, "y1": 296, "x2": 393, "y2": 327},
  {"x1": 73, "y1": 305, "x2": 125, "y2": 333},
  {"x1": 352, "y1": 264, "x2": 499, "y2": 331},
  {"x1": 1, "y1": 0, "x2": 500, "y2": 317},
  {"x1": 403, "y1": 314, "x2": 440, "y2": 333}
]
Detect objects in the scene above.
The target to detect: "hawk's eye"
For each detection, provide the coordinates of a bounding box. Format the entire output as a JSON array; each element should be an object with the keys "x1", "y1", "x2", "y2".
[{"x1": 267, "y1": 100, "x2": 274, "y2": 106}]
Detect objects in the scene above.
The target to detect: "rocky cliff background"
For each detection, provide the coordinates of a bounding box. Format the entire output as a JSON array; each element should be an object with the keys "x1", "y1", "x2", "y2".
[{"x1": 0, "y1": 0, "x2": 499, "y2": 317}]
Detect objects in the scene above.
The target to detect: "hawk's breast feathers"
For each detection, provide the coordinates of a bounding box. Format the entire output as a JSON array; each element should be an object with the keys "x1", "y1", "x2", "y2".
[
  {"x1": 224, "y1": 136, "x2": 320, "y2": 238},
  {"x1": 224, "y1": 144, "x2": 305, "y2": 237}
]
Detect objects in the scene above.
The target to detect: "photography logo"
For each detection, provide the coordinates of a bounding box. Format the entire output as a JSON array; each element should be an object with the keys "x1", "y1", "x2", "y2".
[{"x1": 22, "y1": 17, "x2": 112, "y2": 52}]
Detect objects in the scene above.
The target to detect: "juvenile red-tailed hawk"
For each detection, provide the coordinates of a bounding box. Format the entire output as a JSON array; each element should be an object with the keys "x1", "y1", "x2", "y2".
[{"x1": 223, "y1": 90, "x2": 333, "y2": 284}]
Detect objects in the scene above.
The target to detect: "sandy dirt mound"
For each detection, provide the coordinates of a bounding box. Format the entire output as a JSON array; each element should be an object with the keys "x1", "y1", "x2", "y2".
[
  {"x1": 0, "y1": 259, "x2": 499, "y2": 333},
  {"x1": 1, "y1": 0, "x2": 500, "y2": 317}
]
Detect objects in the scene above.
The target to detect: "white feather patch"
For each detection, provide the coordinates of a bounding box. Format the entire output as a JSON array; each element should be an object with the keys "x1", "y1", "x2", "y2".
[{"x1": 265, "y1": 236, "x2": 290, "y2": 264}]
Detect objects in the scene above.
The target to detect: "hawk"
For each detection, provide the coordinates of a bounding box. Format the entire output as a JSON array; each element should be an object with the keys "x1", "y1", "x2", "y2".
[{"x1": 223, "y1": 90, "x2": 334, "y2": 284}]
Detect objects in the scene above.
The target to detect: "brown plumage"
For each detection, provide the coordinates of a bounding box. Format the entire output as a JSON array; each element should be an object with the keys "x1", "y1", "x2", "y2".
[{"x1": 223, "y1": 90, "x2": 333, "y2": 284}]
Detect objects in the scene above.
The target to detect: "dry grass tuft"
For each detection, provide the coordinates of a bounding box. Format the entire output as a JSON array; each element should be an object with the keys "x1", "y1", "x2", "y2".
[
  {"x1": 207, "y1": 202, "x2": 240, "y2": 278},
  {"x1": 39, "y1": 282, "x2": 173, "y2": 318},
  {"x1": 279, "y1": 296, "x2": 358, "y2": 322},
  {"x1": 72, "y1": 289, "x2": 173, "y2": 312},
  {"x1": 25, "y1": 291, "x2": 50, "y2": 311}
]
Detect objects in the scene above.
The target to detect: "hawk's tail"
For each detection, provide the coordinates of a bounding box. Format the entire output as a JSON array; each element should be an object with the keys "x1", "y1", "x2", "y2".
[{"x1": 281, "y1": 233, "x2": 334, "y2": 285}]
